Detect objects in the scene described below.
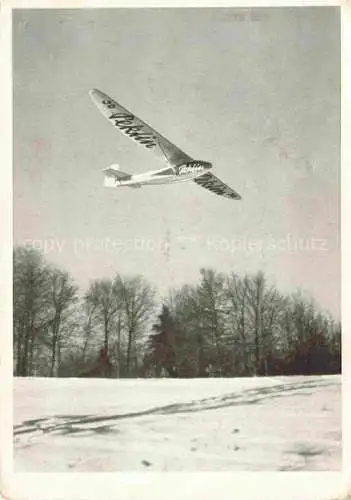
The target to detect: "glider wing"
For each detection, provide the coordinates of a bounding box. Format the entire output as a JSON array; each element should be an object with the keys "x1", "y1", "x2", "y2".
[
  {"x1": 90, "y1": 89, "x2": 193, "y2": 167},
  {"x1": 194, "y1": 172, "x2": 242, "y2": 200}
]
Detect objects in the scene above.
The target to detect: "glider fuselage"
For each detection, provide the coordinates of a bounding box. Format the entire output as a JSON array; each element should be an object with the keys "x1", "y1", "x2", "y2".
[{"x1": 116, "y1": 160, "x2": 212, "y2": 187}]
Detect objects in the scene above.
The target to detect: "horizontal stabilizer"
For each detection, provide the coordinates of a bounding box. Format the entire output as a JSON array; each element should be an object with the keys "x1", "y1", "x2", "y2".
[{"x1": 103, "y1": 165, "x2": 131, "y2": 181}]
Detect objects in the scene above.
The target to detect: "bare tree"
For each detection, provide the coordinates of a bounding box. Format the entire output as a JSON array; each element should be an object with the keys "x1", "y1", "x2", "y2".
[
  {"x1": 115, "y1": 275, "x2": 156, "y2": 376},
  {"x1": 47, "y1": 268, "x2": 78, "y2": 376},
  {"x1": 164, "y1": 285, "x2": 203, "y2": 377},
  {"x1": 84, "y1": 279, "x2": 120, "y2": 376},
  {"x1": 194, "y1": 269, "x2": 227, "y2": 375},
  {"x1": 81, "y1": 300, "x2": 97, "y2": 362},
  {"x1": 13, "y1": 247, "x2": 52, "y2": 376},
  {"x1": 225, "y1": 273, "x2": 252, "y2": 375}
]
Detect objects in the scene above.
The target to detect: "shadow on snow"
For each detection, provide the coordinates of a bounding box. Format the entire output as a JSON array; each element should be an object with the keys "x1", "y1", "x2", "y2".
[{"x1": 14, "y1": 378, "x2": 337, "y2": 438}]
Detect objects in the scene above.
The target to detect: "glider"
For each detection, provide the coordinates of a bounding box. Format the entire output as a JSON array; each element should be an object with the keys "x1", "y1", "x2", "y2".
[{"x1": 89, "y1": 89, "x2": 242, "y2": 200}]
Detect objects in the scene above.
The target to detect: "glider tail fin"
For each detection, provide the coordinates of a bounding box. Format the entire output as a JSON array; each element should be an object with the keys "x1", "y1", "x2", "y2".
[{"x1": 103, "y1": 164, "x2": 132, "y2": 187}]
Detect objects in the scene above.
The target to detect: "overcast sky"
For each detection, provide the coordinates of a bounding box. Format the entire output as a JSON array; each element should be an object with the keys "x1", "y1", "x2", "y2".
[{"x1": 13, "y1": 7, "x2": 340, "y2": 316}]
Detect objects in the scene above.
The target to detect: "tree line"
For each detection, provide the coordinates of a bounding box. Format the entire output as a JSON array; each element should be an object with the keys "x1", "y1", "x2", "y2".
[{"x1": 13, "y1": 246, "x2": 341, "y2": 378}]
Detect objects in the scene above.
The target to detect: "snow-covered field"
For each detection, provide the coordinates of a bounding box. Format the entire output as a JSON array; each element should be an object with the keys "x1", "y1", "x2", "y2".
[{"x1": 13, "y1": 375, "x2": 341, "y2": 472}]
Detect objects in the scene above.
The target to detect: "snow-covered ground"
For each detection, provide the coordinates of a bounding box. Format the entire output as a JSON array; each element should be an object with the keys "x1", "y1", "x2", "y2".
[{"x1": 13, "y1": 375, "x2": 341, "y2": 472}]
